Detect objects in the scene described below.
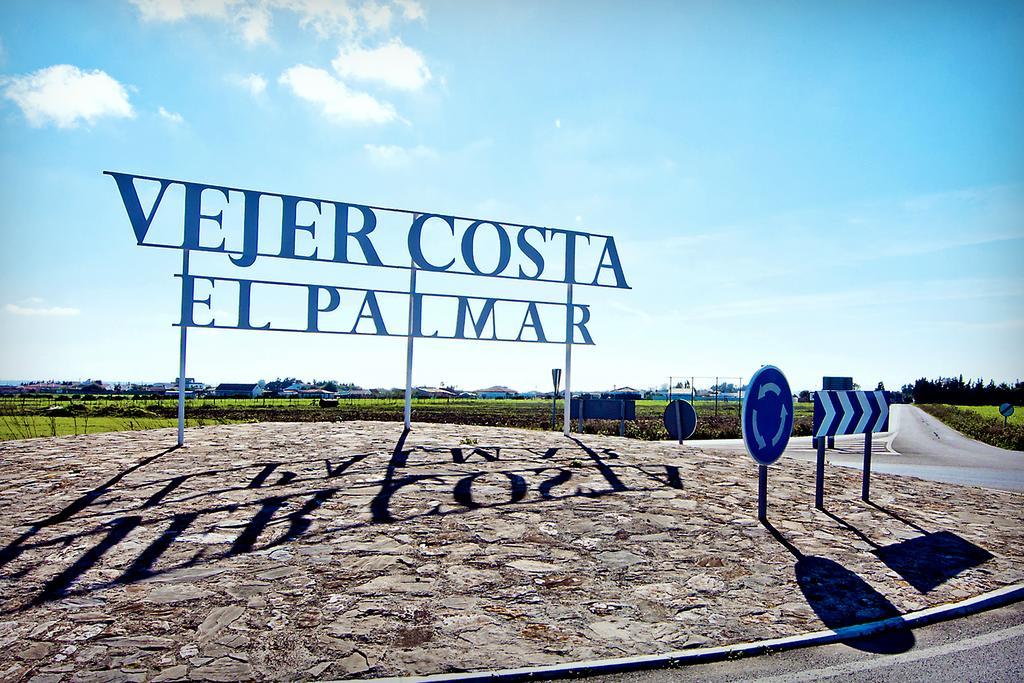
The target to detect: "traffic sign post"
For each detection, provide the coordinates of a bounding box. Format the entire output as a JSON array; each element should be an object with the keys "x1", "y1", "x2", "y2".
[
  {"x1": 1000, "y1": 403, "x2": 1014, "y2": 428},
  {"x1": 814, "y1": 437, "x2": 826, "y2": 509},
  {"x1": 813, "y1": 390, "x2": 890, "y2": 507},
  {"x1": 758, "y1": 464, "x2": 768, "y2": 521},
  {"x1": 664, "y1": 400, "x2": 697, "y2": 444},
  {"x1": 741, "y1": 365, "x2": 794, "y2": 521},
  {"x1": 551, "y1": 368, "x2": 562, "y2": 431},
  {"x1": 862, "y1": 432, "x2": 873, "y2": 501}
]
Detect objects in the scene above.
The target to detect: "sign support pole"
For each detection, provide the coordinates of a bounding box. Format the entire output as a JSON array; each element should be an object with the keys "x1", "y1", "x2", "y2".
[
  {"x1": 403, "y1": 262, "x2": 417, "y2": 431},
  {"x1": 176, "y1": 248, "x2": 189, "y2": 447},
  {"x1": 758, "y1": 464, "x2": 767, "y2": 521},
  {"x1": 862, "y1": 431, "x2": 872, "y2": 501},
  {"x1": 562, "y1": 283, "x2": 573, "y2": 437},
  {"x1": 815, "y1": 435, "x2": 826, "y2": 509},
  {"x1": 674, "y1": 399, "x2": 683, "y2": 445},
  {"x1": 551, "y1": 392, "x2": 557, "y2": 431}
]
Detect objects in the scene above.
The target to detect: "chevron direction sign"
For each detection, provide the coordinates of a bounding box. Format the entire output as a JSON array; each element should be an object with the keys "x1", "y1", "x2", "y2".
[{"x1": 813, "y1": 390, "x2": 890, "y2": 437}]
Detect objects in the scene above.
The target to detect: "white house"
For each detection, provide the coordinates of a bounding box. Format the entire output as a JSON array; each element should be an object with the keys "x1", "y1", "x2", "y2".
[
  {"x1": 214, "y1": 383, "x2": 263, "y2": 398},
  {"x1": 477, "y1": 385, "x2": 518, "y2": 399}
]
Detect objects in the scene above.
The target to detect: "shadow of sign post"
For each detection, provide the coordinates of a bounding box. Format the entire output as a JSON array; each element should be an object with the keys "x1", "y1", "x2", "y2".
[{"x1": 762, "y1": 521, "x2": 915, "y2": 654}]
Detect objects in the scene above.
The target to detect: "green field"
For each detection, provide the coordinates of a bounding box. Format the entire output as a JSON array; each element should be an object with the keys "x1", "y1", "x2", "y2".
[
  {"x1": 954, "y1": 404, "x2": 1023, "y2": 426},
  {"x1": 0, "y1": 415, "x2": 241, "y2": 440},
  {"x1": 0, "y1": 395, "x2": 816, "y2": 442},
  {"x1": 917, "y1": 404, "x2": 1024, "y2": 451}
]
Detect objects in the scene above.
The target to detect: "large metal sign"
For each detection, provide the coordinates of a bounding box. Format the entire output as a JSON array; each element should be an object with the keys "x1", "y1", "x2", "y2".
[
  {"x1": 569, "y1": 398, "x2": 636, "y2": 421},
  {"x1": 813, "y1": 390, "x2": 890, "y2": 437},
  {"x1": 569, "y1": 397, "x2": 635, "y2": 436},
  {"x1": 822, "y1": 376, "x2": 854, "y2": 391},
  {"x1": 812, "y1": 390, "x2": 890, "y2": 508},
  {"x1": 107, "y1": 171, "x2": 629, "y2": 444}
]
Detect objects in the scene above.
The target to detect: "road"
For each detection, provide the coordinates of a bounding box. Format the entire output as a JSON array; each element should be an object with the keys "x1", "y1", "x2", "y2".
[
  {"x1": 589, "y1": 597, "x2": 1024, "y2": 683},
  {"x1": 688, "y1": 405, "x2": 1024, "y2": 492}
]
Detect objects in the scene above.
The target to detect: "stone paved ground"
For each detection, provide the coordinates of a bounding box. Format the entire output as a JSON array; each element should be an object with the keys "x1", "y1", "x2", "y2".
[{"x1": 0, "y1": 422, "x2": 1021, "y2": 681}]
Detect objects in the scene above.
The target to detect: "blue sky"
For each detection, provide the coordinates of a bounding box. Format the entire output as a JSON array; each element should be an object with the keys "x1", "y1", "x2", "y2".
[{"x1": 1, "y1": 0, "x2": 1022, "y2": 392}]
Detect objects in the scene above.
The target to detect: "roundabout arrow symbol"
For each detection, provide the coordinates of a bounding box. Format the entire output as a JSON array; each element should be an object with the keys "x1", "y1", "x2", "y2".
[
  {"x1": 771, "y1": 403, "x2": 789, "y2": 446},
  {"x1": 751, "y1": 407, "x2": 767, "y2": 448}
]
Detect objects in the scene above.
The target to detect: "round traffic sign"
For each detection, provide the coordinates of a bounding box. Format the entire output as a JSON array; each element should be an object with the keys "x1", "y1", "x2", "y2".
[
  {"x1": 1000, "y1": 403, "x2": 1014, "y2": 418},
  {"x1": 742, "y1": 365, "x2": 794, "y2": 466},
  {"x1": 664, "y1": 400, "x2": 697, "y2": 440}
]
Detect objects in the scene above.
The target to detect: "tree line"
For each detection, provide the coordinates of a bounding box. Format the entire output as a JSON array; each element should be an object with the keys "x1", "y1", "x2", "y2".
[{"x1": 903, "y1": 376, "x2": 1023, "y2": 406}]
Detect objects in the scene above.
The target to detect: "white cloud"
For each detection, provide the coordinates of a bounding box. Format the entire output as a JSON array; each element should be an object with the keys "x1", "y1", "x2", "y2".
[
  {"x1": 284, "y1": 0, "x2": 358, "y2": 38},
  {"x1": 360, "y1": 2, "x2": 392, "y2": 32},
  {"x1": 129, "y1": 0, "x2": 425, "y2": 41},
  {"x1": 364, "y1": 143, "x2": 437, "y2": 167},
  {"x1": 332, "y1": 38, "x2": 431, "y2": 91},
  {"x1": 237, "y1": 4, "x2": 272, "y2": 43},
  {"x1": 2, "y1": 64, "x2": 134, "y2": 129},
  {"x1": 128, "y1": 0, "x2": 235, "y2": 22},
  {"x1": 232, "y1": 73, "x2": 268, "y2": 96},
  {"x1": 158, "y1": 106, "x2": 184, "y2": 124},
  {"x1": 5, "y1": 303, "x2": 80, "y2": 317},
  {"x1": 393, "y1": 0, "x2": 424, "y2": 21},
  {"x1": 279, "y1": 65, "x2": 397, "y2": 124},
  {"x1": 555, "y1": 118, "x2": 561, "y2": 128}
]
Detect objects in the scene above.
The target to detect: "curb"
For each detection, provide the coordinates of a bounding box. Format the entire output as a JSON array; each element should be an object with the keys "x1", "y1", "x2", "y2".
[{"x1": 348, "y1": 583, "x2": 1024, "y2": 683}]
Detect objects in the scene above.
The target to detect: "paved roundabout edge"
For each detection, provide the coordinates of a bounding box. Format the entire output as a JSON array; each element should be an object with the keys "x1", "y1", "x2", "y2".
[{"x1": 358, "y1": 583, "x2": 1024, "y2": 683}]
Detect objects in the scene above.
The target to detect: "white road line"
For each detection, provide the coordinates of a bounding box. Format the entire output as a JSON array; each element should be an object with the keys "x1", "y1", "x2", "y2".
[{"x1": 741, "y1": 622, "x2": 1024, "y2": 683}]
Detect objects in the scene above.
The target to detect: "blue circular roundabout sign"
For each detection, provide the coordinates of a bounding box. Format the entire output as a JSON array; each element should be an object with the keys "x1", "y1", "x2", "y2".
[
  {"x1": 742, "y1": 365, "x2": 794, "y2": 466},
  {"x1": 664, "y1": 399, "x2": 698, "y2": 440}
]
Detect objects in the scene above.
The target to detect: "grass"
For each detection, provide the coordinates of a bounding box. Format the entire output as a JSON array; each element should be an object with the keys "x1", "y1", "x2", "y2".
[
  {"x1": 917, "y1": 404, "x2": 1024, "y2": 451},
  {"x1": 0, "y1": 415, "x2": 241, "y2": 441},
  {"x1": 0, "y1": 395, "x2": 816, "y2": 442},
  {"x1": 953, "y1": 404, "x2": 1023, "y2": 426}
]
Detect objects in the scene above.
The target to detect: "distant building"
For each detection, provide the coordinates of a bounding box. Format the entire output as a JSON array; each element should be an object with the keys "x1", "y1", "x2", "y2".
[
  {"x1": 415, "y1": 387, "x2": 458, "y2": 399},
  {"x1": 477, "y1": 385, "x2": 517, "y2": 399},
  {"x1": 75, "y1": 382, "x2": 108, "y2": 395},
  {"x1": 603, "y1": 386, "x2": 643, "y2": 400},
  {"x1": 20, "y1": 382, "x2": 69, "y2": 394},
  {"x1": 214, "y1": 383, "x2": 263, "y2": 398},
  {"x1": 337, "y1": 388, "x2": 372, "y2": 398},
  {"x1": 297, "y1": 388, "x2": 336, "y2": 399}
]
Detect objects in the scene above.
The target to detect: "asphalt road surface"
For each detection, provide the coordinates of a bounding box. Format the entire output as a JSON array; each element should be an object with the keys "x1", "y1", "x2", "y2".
[
  {"x1": 688, "y1": 405, "x2": 1024, "y2": 492},
  {"x1": 589, "y1": 598, "x2": 1024, "y2": 683}
]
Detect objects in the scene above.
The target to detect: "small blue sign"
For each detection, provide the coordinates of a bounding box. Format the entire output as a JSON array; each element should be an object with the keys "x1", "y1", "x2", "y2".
[
  {"x1": 742, "y1": 365, "x2": 794, "y2": 466},
  {"x1": 664, "y1": 400, "x2": 698, "y2": 440},
  {"x1": 1000, "y1": 403, "x2": 1014, "y2": 418}
]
